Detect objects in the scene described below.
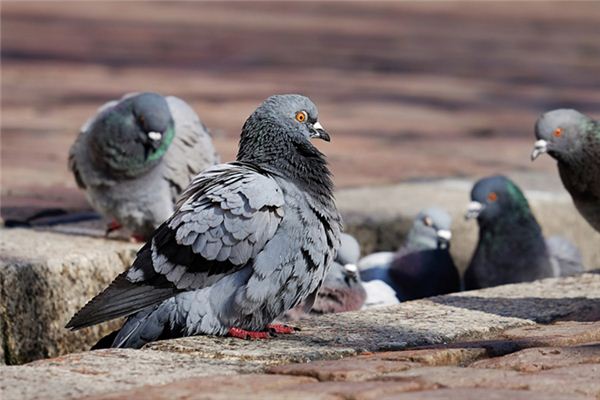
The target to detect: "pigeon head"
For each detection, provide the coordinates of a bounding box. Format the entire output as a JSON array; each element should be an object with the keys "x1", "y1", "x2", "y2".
[
  {"x1": 237, "y1": 94, "x2": 333, "y2": 195},
  {"x1": 407, "y1": 207, "x2": 453, "y2": 250},
  {"x1": 237, "y1": 94, "x2": 330, "y2": 160},
  {"x1": 465, "y1": 175, "x2": 532, "y2": 226},
  {"x1": 532, "y1": 109, "x2": 591, "y2": 163},
  {"x1": 336, "y1": 233, "x2": 361, "y2": 266},
  {"x1": 89, "y1": 92, "x2": 175, "y2": 177}
]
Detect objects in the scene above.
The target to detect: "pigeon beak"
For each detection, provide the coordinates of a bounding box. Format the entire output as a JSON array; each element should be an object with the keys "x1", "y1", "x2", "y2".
[
  {"x1": 310, "y1": 121, "x2": 330, "y2": 142},
  {"x1": 465, "y1": 201, "x2": 483, "y2": 220},
  {"x1": 148, "y1": 131, "x2": 163, "y2": 142},
  {"x1": 531, "y1": 139, "x2": 548, "y2": 161},
  {"x1": 436, "y1": 229, "x2": 452, "y2": 242},
  {"x1": 344, "y1": 263, "x2": 358, "y2": 274}
]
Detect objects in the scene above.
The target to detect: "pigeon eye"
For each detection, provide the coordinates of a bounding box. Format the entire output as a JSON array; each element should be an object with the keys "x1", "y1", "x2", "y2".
[
  {"x1": 295, "y1": 111, "x2": 307, "y2": 123},
  {"x1": 553, "y1": 128, "x2": 562, "y2": 137},
  {"x1": 487, "y1": 192, "x2": 498, "y2": 202},
  {"x1": 423, "y1": 216, "x2": 433, "y2": 226}
]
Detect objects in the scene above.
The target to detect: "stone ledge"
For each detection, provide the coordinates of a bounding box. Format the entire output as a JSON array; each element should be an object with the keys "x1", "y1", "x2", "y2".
[
  {"x1": 0, "y1": 229, "x2": 140, "y2": 365},
  {"x1": 1, "y1": 272, "x2": 599, "y2": 399}
]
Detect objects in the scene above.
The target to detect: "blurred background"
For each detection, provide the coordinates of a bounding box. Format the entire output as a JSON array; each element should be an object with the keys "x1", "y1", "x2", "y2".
[{"x1": 2, "y1": 1, "x2": 600, "y2": 216}]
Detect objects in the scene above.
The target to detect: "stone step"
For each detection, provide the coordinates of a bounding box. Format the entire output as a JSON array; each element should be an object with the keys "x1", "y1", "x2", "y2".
[{"x1": 1, "y1": 272, "x2": 600, "y2": 399}]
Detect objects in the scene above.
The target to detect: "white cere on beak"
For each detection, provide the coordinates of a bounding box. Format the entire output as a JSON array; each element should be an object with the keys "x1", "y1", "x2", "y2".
[
  {"x1": 465, "y1": 201, "x2": 483, "y2": 220},
  {"x1": 344, "y1": 263, "x2": 358, "y2": 273},
  {"x1": 436, "y1": 229, "x2": 452, "y2": 241},
  {"x1": 531, "y1": 139, "x2": 548, "y2": 161},
  {"x1": 313, "y1": 121, "x2": 324, "y2": 131},
  {"x1": 148, "y1": 131, "x2": 163, "y2": 141}
]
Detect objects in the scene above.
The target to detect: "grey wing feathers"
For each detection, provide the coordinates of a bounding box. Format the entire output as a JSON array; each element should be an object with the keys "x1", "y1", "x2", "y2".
[
  {"x1": 546, "y1": 235, "x2": 584, "y2": 276},
  {"x1": 162, "y1": 96, "x2": 219, "y2": 200},
  {"x1": 154, "y1": 163, "x2": 285, "y2": 290},
  {"x1": 66, "y1": 163, "x2": 284, "y2": 330}
]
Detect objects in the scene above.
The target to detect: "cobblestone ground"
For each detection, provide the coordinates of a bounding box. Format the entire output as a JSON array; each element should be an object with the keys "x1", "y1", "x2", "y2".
[{"x1": 78, "y1": 321, "x2": 600, "y2": 399}]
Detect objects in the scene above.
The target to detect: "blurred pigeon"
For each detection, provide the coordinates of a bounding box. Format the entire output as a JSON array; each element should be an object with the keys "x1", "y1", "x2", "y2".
[
  {"x1": 66, "y1": 94, "x2": 342, "y2": 348},
  {"x1": 284, "y1": 233, "x2": 366, "y2": 320},
  {"x1": 360, "y1": 207, "x2": 460, "y2": 301},
  {"x1": 532, "y1": 109, "x2": 600, "y2": 232},
  {"x1": 464, "y1": 175, "x2": 584, "y2": 290},
  {"x1": 361, "y1": 280, "x2": 400, "y2": 308},
  {"x1": 69, "y1": 92, "x2": 218, "y2": 240}
]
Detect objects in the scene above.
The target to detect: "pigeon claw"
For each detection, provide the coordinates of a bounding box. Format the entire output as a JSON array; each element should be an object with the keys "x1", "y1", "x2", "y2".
[
  {"x1": 267, "y1": 324, "x2": 299, "y2": 334},
  {"x1": 227, "y1": 327, "x2": 272, "y2": 340}
]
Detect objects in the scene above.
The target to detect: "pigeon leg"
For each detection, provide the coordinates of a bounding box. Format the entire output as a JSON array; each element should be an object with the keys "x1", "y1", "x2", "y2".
[
  {"x1": 105, "y1": 220, "x2": 122, "y2": 236},
  {"x1": 267, "y1": 324, "x2": 299, "y2": 334},
  {"x1": 228, "y1": 327, "x2": 272, "y2": 340}
]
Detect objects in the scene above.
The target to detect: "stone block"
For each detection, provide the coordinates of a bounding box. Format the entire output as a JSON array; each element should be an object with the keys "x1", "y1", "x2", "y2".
[{"x1": 0, "y1": 228, "x2": 139, "y2": 364}]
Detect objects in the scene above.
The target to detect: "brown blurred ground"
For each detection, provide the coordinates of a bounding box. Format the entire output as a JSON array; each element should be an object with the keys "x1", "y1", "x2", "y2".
[{"x1": 2, "y1": 1, "x2": 600, "y2": 213}]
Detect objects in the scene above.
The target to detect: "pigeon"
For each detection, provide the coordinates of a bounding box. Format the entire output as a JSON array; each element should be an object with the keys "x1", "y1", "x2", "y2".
[
  {"x1": 464, "y1": 175, "x2": 584, "y2": 290},
  {"x1": 283, "y1": 233, "x2": 366, "y2": 320},
  {"x1": 359, "y1": 207, "x2": 460, "y2": 301},
  {"x1": 532, "y1": 109, "x2": 600, "y2": 233},
  {"x1": 66, "y1": 94, "x2": 342, "y2": 348},
  {"x1": 69, "y1": 92, "x2": 218, "y2": 240}
]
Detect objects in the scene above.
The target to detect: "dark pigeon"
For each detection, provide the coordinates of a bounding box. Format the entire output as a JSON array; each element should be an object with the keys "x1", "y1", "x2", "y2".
[
  {"x1": 66, "y1": 94, "x2": 342, "y2": 347},
  {"x1": 532, "y1": 109, "x2": 600, "y2": 233},
  {"x1": 464, "y1": 175, "x2": 584, "y2": 290},
  {"x1": 69, "y1": 92, "x2": 218, "y2": 240},
  {"x1": 360, "y1": 207, "x2": 460, "y2": 301},
  {"x1": 284, "y1": 233, "x2": 366, "y2": 320}
]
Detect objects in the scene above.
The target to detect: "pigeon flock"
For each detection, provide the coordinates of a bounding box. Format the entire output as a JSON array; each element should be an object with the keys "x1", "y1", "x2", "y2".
[{"x1": 60, "y1": 93, "x2": 596, "y2": 348}]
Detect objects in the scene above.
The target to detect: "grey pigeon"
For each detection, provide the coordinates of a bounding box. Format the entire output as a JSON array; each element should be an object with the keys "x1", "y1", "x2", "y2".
[
  {"x1": 284, "y1": 233, "x2": 366, "y2": 320},
  {"x1": 464, "y1": 175, "x2": 584, "y2": 290},
  {"x1": 532, "y1": 109, "x2": 600, "y2": 233},
  {"x1": 359, "y1": 207, "x2": 460, "y2": 301},
  {"x1": 69, "y1": 92, "x2": 218, "y2": 240},
  {"x1": 66, "y1": 94, "x2": 342, "y2": 348}
]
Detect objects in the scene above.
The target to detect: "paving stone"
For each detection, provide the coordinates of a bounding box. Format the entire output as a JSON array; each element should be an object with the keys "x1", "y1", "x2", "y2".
[
  {"x1": 0, "y1": 349, "x2": 256, "y2": 400},
  {"x1": 374, "y1": 364, "x2": 600, "y2": 397},
  {"x1": 501, "y1": 321, "x2": 600, "y2": 347},
  {"x1": 470, "y1": 343, "x2": 600, "y2": 371},
  {"x1": 84, "y1": 375, "x2": 323, "y2": 400},
  {"x1": 267, "y1": 358, "x2": 419, "y2": 381},
  {"x1": 363, "y1": 348, "x2": 488, "y2": 366},
  {"x1": 379, "y1": 388, "x2": 593, "y2": 400},
  {"x1": 0, "y1": 229, "x2": 140, "y2": 365},
  {"x1": 89, "y1": 379, "x2": 426, "y2": 400}
]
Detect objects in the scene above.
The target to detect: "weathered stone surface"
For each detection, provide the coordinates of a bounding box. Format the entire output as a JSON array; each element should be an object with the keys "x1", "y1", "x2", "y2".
[
  {"x1": 500, "y1": 321, "x2": 600, "y2": 347},
  {"x1": 147, "y1": 273, "x2": 600, "y2": 360},
  {"x1": 379, "y1": 388, "x2": 593, "y2": 400},
  {"x1": 339, "y1": 180, "x2": 600, "y2": 271},
  {"x1": 377, "y1": 364, "x2": 600, "y2": 397},
  {"x1": 0, "y1": 228, "x2": 140, "y2": 365},
  {"x1": 363, "y1": 348, "x2": 488, "y2": 366},
  {"x1": 470, "y1": 343, "x2": 600, "y2": 371},
  {"x1": 88, "y1": 379, "x2": 424, "y2": 400},
  {"x1": 268, "y1": 358, "x2": 418, "y2": 382},
  {"x1": 0, "y1": 349, "x2": 254, "y2": 400},
  {"x1": 1, "y1": 268, "x2": 599, "y2": 399}
]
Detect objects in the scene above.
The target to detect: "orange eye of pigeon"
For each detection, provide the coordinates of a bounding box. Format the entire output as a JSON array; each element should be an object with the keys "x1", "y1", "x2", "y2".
[
  {"x1": 553, "y1": 128, "x2": 562, "y2": 137},
  {"x1": 295, "y1": 111, "x2": 307, "y2": 123},
  {"x1": 487, "y1": 192, "x2": 498, "y2": 202}
]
